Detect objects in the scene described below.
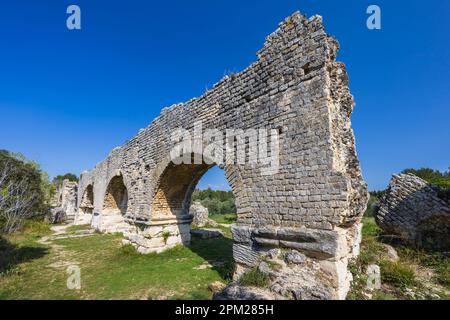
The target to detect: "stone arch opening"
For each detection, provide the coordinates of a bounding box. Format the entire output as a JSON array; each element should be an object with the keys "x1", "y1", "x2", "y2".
[
  {"x1": 151, "y1": 160, "x2": 215, "y2": 221},
  {"x1": 136, "y1": 154, "x2": 237, "y2": 253},
  {"x1": 80, "y1": 184, "x2": 94, "y2": 214},
  {"x1": 103, "y1": 175, "x2": 128, "y2": 215}
]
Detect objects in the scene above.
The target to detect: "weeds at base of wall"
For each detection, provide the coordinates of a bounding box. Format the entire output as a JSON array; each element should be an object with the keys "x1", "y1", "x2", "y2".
[
  {"x1": 239, "y1": 268, "x2": 270, "y2": 288},
  {"x1": 162, "y1": 231, "x2": 171, "y2": 244}
]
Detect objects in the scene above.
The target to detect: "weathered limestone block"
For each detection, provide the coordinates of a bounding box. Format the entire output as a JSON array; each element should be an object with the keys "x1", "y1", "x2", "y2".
[
  {"x1": 77, "y1": 11, "x2": 368, "y2": 300},
  {"x1": 49, "y1": 179, "x2": 78, "y2": 223},
  {"x1": 190, "y1": 201, "x2": 218, "y2": 227},
  {"x1": 375, "y1": 173, "x2": 450, "y2": 250},
  {"x1": 191, "y1": 229, "x2": 222, "y2": 239},
  {"x1": 214, "y1": 284, "x2": 280, "y2": 300},
  {"x1": 230, "y1": 223, "x2": 361, "y2": 299}
]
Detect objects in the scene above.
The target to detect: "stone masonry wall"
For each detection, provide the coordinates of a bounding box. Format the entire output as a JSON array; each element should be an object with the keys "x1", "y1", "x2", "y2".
[
  {"x1": 376, "y1": 173, "x2": 450, "y2": 250},
  {"x1": 75, "y1": 12, "x2": 368, "y2": 299},
  {"x1": 50, "y1": 179, "x2": 78, "y2": 223}
]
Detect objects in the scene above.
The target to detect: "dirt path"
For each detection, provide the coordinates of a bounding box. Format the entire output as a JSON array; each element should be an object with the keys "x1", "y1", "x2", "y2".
[{"x1": 37, "y1": 225, "x2": 93, "y2": 270}]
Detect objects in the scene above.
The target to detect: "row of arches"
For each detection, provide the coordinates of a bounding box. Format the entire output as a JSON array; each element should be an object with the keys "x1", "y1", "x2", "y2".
[
  {"x1": 79, "y1": 154, "x2": 233, "y2": 222},
  {"x1": 79, "y1": 174, "x2": 129, "y2": 216}
]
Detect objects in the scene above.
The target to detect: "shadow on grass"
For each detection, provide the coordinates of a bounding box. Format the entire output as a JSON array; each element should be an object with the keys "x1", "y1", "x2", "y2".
[
  {"x1": 0, "y1": 236, "x2": 49, "y2": 274},
  {"x1": 188, "y1": 232, "x2": 235, "y2": 281}
]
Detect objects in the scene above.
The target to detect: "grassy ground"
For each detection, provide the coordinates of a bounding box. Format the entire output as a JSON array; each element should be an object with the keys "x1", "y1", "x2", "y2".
[
  {"x1": 209, "y1": 213, "x2": 236, "y2": 225},
  {"x1": 1, "y1": 217, "x2": 448, "y2": 300},
  {"x1": 347, "y1": 217, "x2": 449, "y2": 300},
  {"x1": 0, "y1": 222, "x2": 234, "y2": 300}
]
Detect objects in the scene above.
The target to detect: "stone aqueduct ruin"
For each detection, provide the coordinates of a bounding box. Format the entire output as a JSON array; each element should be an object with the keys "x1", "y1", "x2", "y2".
[{"x1": 74, "y1": 12, "x2": 368, "y2": 299}]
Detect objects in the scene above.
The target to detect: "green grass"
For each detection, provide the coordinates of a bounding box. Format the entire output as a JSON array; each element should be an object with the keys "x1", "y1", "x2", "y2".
[
  {"x1": 65, "y1": 224, "x2": 92, "y2": 234},
  {"x1": 348, "y1": 217, "x2": 449, "y2": 300},
  {"x1": 397, "y1": 247, "x2": 450, "y2": 289},
  {"x1": 362, "y1": 216, "x2": 382, "y2": 237},
  {"x1": 1, "y1": 216, "x2": 447, "y2": 300},
  {"x1": 0, "y1": 224, "x2": 234, "y2": 300},
  {"x1": 239, "y1": 268, "x2": 270, "y2": 288},
  {"x1": 209, "y1": 213, "x2": 237, "y2": 225},
  {"x1": 379, "y1": 259, "x2": 417, "y2": 288}
]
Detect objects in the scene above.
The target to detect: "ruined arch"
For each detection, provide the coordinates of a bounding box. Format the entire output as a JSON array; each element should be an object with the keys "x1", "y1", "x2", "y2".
[
  {"x1": 76, "y1": 12, "x2": 369, "y2": 299},
  {"x1": 150, "y1": 152, "x2": 233, "y2": 215},
  {"x1": 103, "y1": 174, "x2": 128, "y2": 215},
  {"x1": 79, "y1": 184, "x2": 94, "y2": 214},
  {"x1": 151, "y1": 162, "x2": 214, "y2": 220},
  {"x1": 133, "y1": 153, "x2": 239, "y2": 253}
]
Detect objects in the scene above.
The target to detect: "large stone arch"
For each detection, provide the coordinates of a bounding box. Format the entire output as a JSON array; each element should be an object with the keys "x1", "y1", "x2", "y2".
[
  {"x1": 151, "y1": 157, "x2": 214, "y2": 220},
  {"x1": 125, "y1": 153, "x2": 242, "y2": 253},
  {"x1": 77, "y1": 12, "x2": 368, "y2": 299}
]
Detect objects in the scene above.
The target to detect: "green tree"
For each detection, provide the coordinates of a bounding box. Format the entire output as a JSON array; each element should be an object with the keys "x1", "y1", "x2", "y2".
[
  {"x1": 402, "y1": 168, "x2": 450, "y2": 188},
  {"x1": 0, "y1": 150, "x2": 52, "y2": 233},
  {"x1": 192, "y1": 188, "x2": 236, "y2": 215},
  {"x1": 52, "y1": 173, "x2": 78, "y2": 185}
]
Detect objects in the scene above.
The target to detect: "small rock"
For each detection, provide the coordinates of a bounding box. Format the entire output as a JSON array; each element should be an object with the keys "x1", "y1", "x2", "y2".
[
  {"x1": 381, "y1": 243, "x2": 399, "y2": 262},
  {"x1": 270, "y1": 283, "x2": 288, "y2": 296},
  {"x1": 190, "y1": 229, "x2": 222, "y2": 239},
  {"x1": 267, "y1": 248, "x2": 281, "y2": 259},
  {"x1": 190, "y1": 202, "x2": 212, "y2": 227},
  {"x1": 194, "y1": 262, "x2": 213, "y2": 270},
  {"x1": 209, "y1": 281, "x2": 226, "y2": 293},
  {"x1": 213, "y1": 284, "x2": 276, "y2": 300},
  {"x1": 292, "y1": 285, "x2": 333, "y2": 300},
  {"x1": 258, "y1": 262, "x2": 271, "y2": 275},
  {"x1": 404, "y1": 288, "x2": 415, "y2": 298},
  {"x1": 285, "y1": 250, "x2": 307, "y2": 264},
  {"x1": 211, "y1": 261, "x2": 225, "y2": 267}
]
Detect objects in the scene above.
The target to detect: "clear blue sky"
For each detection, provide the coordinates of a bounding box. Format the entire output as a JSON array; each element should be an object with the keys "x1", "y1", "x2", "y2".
[{"x1": 0, "y1": 0, "x2": 449, "y2": 191}]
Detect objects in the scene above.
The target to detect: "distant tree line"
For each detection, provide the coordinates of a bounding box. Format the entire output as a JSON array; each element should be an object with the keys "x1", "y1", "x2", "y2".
[{"x1": 192, "y1": 188, "x2": 236, "y2": 215}]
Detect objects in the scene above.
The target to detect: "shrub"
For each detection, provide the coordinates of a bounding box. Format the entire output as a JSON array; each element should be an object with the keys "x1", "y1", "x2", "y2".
[
  {"x1": 358, "y1": 237, "x2": 385, "y2": 266},
  {"x1": 21, "y1": 220, "x2": 51, "y2": 235},
  {"x1": 217, "y1": 260, "x2": 235, "y2": 281},
  {"x1": 362, "y1": 217, "x2": 381, "y2": 237},
  {"x1": 117, "y1": 244, "x2": 138, "y2": 256},
  {"x1": 379, "y1": 260, "x2": 416, "y2": 288},
  {"x1": 239, "y1": 268, "x2": 270, "y2": 287},
  {"x1": 0, "y1": 150, "x2": 54, "y2": 234},
  {"x1": 52, "y1": 173, "x2": 79, "y2": 185},
  {"x1": 162, "y1": 231, "x2": 171, "y2": 244},
  {"x1": 398, "y1": 248, "x2": 450, "y2": 287},
  {"x1": 364, "y1": 194, "x2": 381, "y2": 217}
]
